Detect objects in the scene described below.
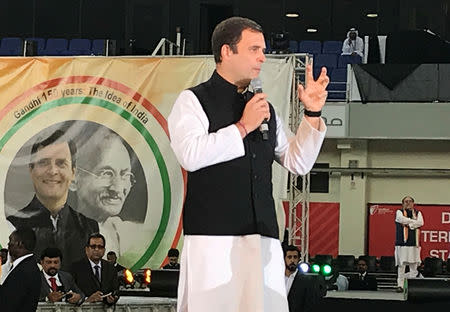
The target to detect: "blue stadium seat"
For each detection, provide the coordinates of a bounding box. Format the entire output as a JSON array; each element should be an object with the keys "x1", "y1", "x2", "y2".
[
  {"x1": 91, "y1": 39, "x2": 105, "y2": 55},
  {"x1": 322, "y1": 40, "x2": 343, "y2": 54},
  {"x1": 313, "y1": 66, "x2": 324, "y2": 80},
  {"x1": 330, "y1": 68, "x2": 347, "y2": 82},
  {"x1": 41, "y1": 38, "x2": 69, "y2": 56},
  {"x1": 0, "y1": 37, "x2": 23, "y2": 56},
  {"x1": 289, "y1": 40, "x2": 298, "y2": 53},
  {"x1": 25, "y1": 37, "x2": 46, "y2": 55},
  {"x1": 327, "y1": 68, "x2": 347, "y2": 101},
  {"x1": 338, "y1": 54, "x2": 362, "y2": 68},
  {"x1": 327, "y1": 91, "x2": 346, "y2": 101},
  {"x1": 298, "y1": 40, "x2": 321, "y2": 55},
  {"x1": 314, "y1": 53, "x2": 338, "y2": 71},
  {"x1": 67, "y1": 38, "x2": 92, "y2": 55}
]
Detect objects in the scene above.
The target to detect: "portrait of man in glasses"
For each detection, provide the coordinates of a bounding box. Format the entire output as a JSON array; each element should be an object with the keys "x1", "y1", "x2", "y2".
[
  {"x1": 68, "y1": 125, "x2": 145, "y2": 257},
  {"x1": 5, "y1": 121, "x2": 147, "y2": 265},
  {"x1": 6, "y1": 128, "x2": 99, "y2": 270}
]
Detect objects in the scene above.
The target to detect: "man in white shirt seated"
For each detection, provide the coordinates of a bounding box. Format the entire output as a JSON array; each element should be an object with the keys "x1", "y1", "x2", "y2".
[{"x1": 341, "y1": 27, "x2": 364, "y2": 58}]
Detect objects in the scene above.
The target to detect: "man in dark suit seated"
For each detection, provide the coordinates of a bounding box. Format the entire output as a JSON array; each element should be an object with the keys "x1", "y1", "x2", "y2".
[
  {"x1": 106, "y1": 251, "x2": 125, "y2": 273},
  {"x1": 70, "y1": 233, "x2": 119, "y2": 305},
  {"x1": 348, "y1": 258, "x2": 378, "y2": 291},
  {"x1": 7, "y1": 129, "x2": 99, "y2": 270},
  {"x1": 284, "y1": 245, "x2": 326, "y2": 312},
  {"x1": 39, "y1": 247, "x2": 84, "y2": 304},
  {"x1": 0, "y1": 227, "x2": 41, "y2": 312},
  {"x1": 162, "y1": 248, "x2": 180, "y2": 270}
]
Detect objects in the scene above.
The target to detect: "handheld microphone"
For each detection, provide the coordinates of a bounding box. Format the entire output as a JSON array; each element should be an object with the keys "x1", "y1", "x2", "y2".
[{"x1": 250, "y1": 77, "x2": 269, "y2": 141}]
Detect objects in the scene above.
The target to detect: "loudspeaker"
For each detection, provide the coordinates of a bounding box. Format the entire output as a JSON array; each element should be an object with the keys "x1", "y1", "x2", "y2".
[
  {"x1": 147, "y1": 269, "x2": 179, "y2": 298},
  {"x1": 294, "y1": 163, "x2": 329, "y2": 193},
  {"x1": 407, "y1": 278, "x2": 450, "y2": 302}
]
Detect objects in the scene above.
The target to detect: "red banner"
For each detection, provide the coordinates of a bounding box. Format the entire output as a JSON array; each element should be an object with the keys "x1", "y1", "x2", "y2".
[
  {"x1": 283, "y1": 202, "x2": 340, "y2": 257},
  {"x1": 368, "y1": 204, "x2": 450, "y2": 260}
]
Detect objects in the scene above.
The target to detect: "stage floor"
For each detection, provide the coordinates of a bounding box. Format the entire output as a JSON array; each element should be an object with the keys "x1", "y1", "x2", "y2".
[{"x1": 325, "y1": 289, "x2": 406, "y2": 301}]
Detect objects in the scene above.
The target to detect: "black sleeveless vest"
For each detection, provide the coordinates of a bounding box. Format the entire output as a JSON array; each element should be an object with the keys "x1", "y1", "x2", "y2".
[
  {"x1": 395, "y1": 209, "x2": 420, "y2": 246},
  {"x1": 182, "y1": 71, "x2": 279, "y2": 238}
]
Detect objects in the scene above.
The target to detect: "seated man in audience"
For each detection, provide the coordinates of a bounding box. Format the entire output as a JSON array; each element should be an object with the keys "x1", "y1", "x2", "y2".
[
  {"x1": 284, "y1": 245, "x2": 325, "y2": 312},
  {"x1": 70, "y1": 233, "x2": 119, "y2": 305},
  {"x1": 162, "y1": 248, "x2": 180, "y2": 270},
  {"x1": 348, "y1": 258, "x2": 378, "y2": 290},
  {"x1": 106, "y1": 251, "x2": 125, "y2": 273},
  {"x1": 341, "y1": 27, "x2": 364, "y2": 57},
  {"x1": 324, "y1": 264, "x2": 349, "y2": 291},
  {"x1": 39, "y1": 247, "x2": 84, "y2": 304}
]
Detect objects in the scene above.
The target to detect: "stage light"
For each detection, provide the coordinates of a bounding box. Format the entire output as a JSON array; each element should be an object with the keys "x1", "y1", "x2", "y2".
[
  {"x1": 144, "y1": 268, "x2": 151, "y2": 284},
  {"x1": 298, "y1": 262, "x2": 310, "y2": 273},
  {"x1": 321, "y1": 264, "x2": 332, "y2": 276},
  {"x1": 367, "y1": 13, "x2": 378, "y2": 18},
  {"x1": 124, "y1": 269, "x2": 134, "y2": 284},
  {"x1": 285, "y1": 13, "x2": 299, "y2": 18},
  {"x1": 311, "y1": 264, "x2": 321, "y2": 273}
]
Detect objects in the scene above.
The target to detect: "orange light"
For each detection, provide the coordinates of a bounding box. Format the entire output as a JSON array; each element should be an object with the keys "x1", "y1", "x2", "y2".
[
  {"x1": 124, "y1": 269, "x2": 134, "y2": 284},
  {"x1": 144, "y1": 269, "x2": 151, "y2": 284}
]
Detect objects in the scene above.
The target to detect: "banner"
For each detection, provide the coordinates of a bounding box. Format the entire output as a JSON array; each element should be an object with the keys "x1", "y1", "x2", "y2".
[
  {"x1": 283, "y1": 202, "x2": 340, "y2": 257},
  {"x1": 0, "y1": 56, "x2": 294, "y2": 270},
  {"x1": 368, "y1": 204, "x2": 450, "y2": 259}
]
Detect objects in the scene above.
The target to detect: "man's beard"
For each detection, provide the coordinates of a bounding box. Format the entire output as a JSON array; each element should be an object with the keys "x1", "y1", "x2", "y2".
[
  {"x1": 287, "y1": 263, "x2": 297, "y2": 272},
  {"x1": 47, "y1": 268, "x2": 58, "y2": 276}
]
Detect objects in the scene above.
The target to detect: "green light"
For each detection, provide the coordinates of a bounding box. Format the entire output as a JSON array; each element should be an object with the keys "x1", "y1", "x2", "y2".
[
  {"x1": 322, "y1": 264, "x2": 332, "y2": 275},
  {"x1": 311, "y1": 264, "x2": 321, "y2": 273}
]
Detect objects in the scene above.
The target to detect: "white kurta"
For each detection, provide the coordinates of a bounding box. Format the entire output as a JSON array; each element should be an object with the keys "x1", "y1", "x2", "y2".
[
  {"x1": 394, "y1": 210, "x2": 424, "y2": 266},
  {"x1": 168, "y1": 88, "x2": 326, "y2": 312}
]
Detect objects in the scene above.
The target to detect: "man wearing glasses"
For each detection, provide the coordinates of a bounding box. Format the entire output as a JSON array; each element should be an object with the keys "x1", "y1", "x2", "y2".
[
  {"x1": 69, "y1": 128, "x2": 136, "y2": 256},
  {"x1": 7, "y1": 130, "x2": 99, "y2": 270},
  {"x1": 70, "y1": 233, "x2": 119, "y2": 305}
]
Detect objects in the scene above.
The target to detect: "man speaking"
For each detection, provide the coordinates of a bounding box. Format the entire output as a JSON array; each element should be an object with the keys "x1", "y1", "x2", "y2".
[{"x1": 168, "y1": 16, "x2": 329, "y2": 312}]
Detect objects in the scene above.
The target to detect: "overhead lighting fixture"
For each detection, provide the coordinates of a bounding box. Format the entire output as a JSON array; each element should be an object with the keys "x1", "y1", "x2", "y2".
[
  {"x1": 286, "y1": 13, "x2": 299, "y2": 18},
  {"x1": 367, "y1": 13, "x2": 378, "y2": 18},
  {"x1": 306, "y1": 28, "x2": 318, "y2": 33}
]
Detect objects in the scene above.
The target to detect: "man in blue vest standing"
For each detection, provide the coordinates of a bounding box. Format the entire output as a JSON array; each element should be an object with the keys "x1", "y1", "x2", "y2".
[
  {"x1": 395, "y1": 195, "x2": 424, "y2": 292},
  {"x1": 168, "y1": 16, "x2": 329, "y2": 312}
]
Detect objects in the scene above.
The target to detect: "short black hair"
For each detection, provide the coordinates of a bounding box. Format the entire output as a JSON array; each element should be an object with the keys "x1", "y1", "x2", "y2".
[
  {"x1": 211, "y1": 16, "x2": 263, "y2": 63},
  {"x1": 357, "y1": 257, "x2": 368, "y2": 265},
  {"x1": 283, "y1": 245, "x2": 300, "y2": 258},
  {"x1": 107, "y1": 251, "x2": 117, "y2": 257},
  {"x1": 167, "y1": 248, "x2": 179, "y2": 257},
  {"x1": 86, "y1": 232, "x2": 106, "y2": 247},
  {"x1": 41, "y1": 247, "x2": 63, "y2": 260},
  {"x1": 29, "y1": 129, "x2": 77, "y2": 169},
  {"x1": 13, "y1": 227, "x2": 36, "y2": 252}
]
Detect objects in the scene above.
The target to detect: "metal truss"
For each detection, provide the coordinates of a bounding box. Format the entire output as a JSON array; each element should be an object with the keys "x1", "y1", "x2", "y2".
[{"x1": 287, "y1": 53, "x2": 313, "y2": 262}]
